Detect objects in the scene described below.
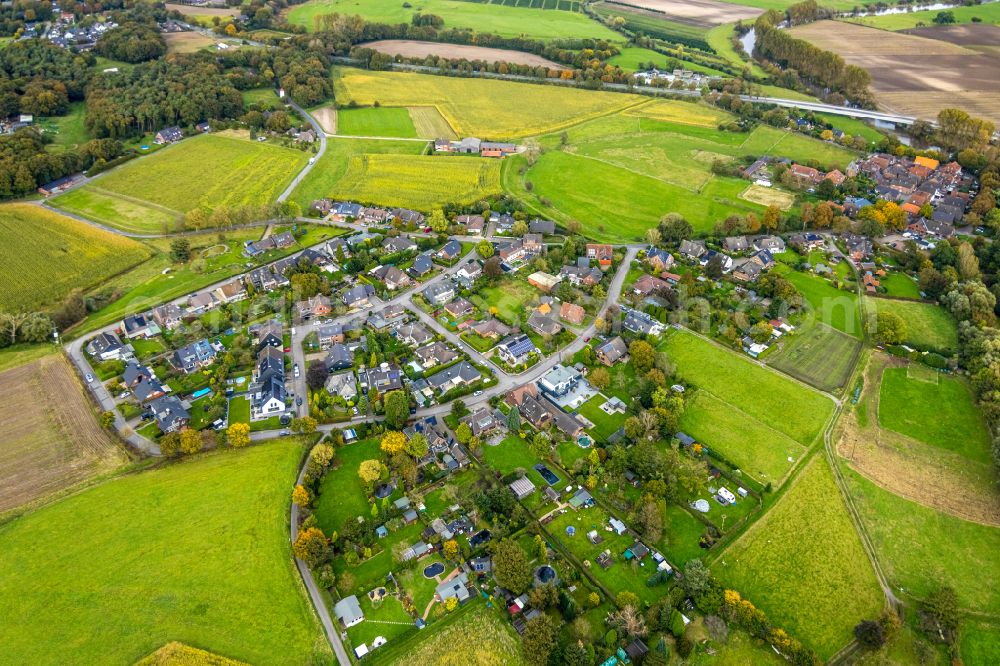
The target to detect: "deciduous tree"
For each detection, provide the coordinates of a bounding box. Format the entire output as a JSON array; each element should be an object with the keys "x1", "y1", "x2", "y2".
[
  {"x1": 493, "y1": 539, "x2": 533, "y2": 594},
  {"x1": 292, "y1": 527, "x2": 329, "y2": 567}
]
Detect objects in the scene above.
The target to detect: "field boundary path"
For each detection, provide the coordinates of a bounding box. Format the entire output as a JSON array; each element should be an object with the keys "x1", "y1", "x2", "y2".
[
  {"x1": 279, "y1": 98, "x2": 328, "y2": 204},
  {"x1": 291, "y1": 452, "x2": 352, "y2": 666}
]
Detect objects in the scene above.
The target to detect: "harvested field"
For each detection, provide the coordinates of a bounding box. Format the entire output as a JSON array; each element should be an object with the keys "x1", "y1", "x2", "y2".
[
  {"x1": 836, "y1": 353, "x2": 1000, "y2": 525},
  {"x1": 165, "y1": 2, "x2": 239, "y2": 16},
  {"x1": 163, "y1": 32, "x2": 217, "y2": 53},
  {"x1": 360, "y1": 40, "x2": 567, "y2": 69},
  {"x1": 789, "y1": 20, "x2": 1000, "y2": 124},
  {"x1": 768, "y1": 322, "x2": 860, "y2": 392},
  {"x1": 311, "y1": 105, "x2": 336, "y2": 134},
  {"x1": 903, "y1": 23, "x2": 1000, "y2": 46},
  {"x1": 408, "y1": 106, "x2": 457, "y2": 139},
  {"x1": 0, "y1": 355, "x2": 128, "y2": 515},
  {"x1": 605, "y1": 0, "x2": 759, "y2": 26},
  {"x1": 740, "y1": 183, "x2": 794, "y2": 210}
]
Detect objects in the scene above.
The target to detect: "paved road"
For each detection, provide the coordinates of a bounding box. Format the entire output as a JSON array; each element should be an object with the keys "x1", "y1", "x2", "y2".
[{"x1": 279, "y1": 100, "x2": 328, "y2": 204}]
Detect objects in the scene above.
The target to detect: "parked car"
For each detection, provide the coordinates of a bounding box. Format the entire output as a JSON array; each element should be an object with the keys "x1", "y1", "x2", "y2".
[
  {"x1": 85, "y1": 373, "x2": 94, "y2": 383},
  {"x1": 296, "y1": 397, "x2": 303, "y2": 406},
  {"x1": 474, "y1": 390, "x2": 483, "y2": 397},
  {"x1": 293, "y1": 364, "x2": 300, "y2": 378}
]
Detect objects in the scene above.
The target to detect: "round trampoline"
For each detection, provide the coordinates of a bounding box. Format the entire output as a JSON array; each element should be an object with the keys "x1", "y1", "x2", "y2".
[
  {"x1": 423, "y1": 562, "x2": 445, "y2": 578},
  {"x1": 373, "y1": 483, "x2": 393, "y2": 499},
  {"x1": 536, "y1": 565, "x2": 557, "y2": 584}
]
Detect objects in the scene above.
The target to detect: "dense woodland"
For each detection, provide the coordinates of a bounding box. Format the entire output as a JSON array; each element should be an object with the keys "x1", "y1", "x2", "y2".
[
  {"x1": 0, "y1": 39, "x2": 93, "y2": 115},
  {"x1": 94, "y1": 20, "x2": 166, "y2": 63}
]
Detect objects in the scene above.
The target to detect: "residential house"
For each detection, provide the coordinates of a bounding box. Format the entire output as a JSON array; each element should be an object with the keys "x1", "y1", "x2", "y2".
[
  {"x1": 370, "y1": 264, "x2": 412, "y2": 291},
  {"x1": 324, "y1": 343, "x2": 354, "y2": 371},
  {"x1": 250, "y1": 372, "x2": 287, "y2": 420},
  {"x1": 87, "y1": 332, "x2": 125, "y2": 361},
  {"x1": 154, "y1": 126, "x2": 182, "y2": 144},
  {"x1": 497, "y1": 334, "x2": 538, "y2": 366},
  {"x1": 436, "y1": 572, "x2": 471, "y2": 604},
  {"x1": 121, "y1": 313, "x2": 159, "y2": 339},
  {"x1": 470, "y1": 318, "x2": 511, "y2": 340},
  {"x1": 427, "y1": 361, "x2": 481, "y2": 393},
  {"x1": 171, "y1": 339, "x2": 217, "y2": 374},
  {"x1": 456, "y1": 261, "x2": 482, "y2": 287},
  {"x1": 410, "y1": 251, "x2": 434, "y2": 277},
  {"x1": 148, "y1": 395, "x2": 189, "y2": 433},
  {"x1": 245, "y1": 266, "x2": 288, "y2": 293},
  {"x1": 462, "y1": 406, "x2": 502, "y2": 438},
  {"x1": 213, "y1": 279, "x2": 247, "y2": 304},
  {"x1": 724, "y1": 236, "x2": 749, "y2": 253},
  {"x1": 528, "y1": 271, "x2": 561, "y2": 293},
  {"x1": 297, "y1": 295, "x2": 332, "y2": 320},
  {"x1": 529, "y1": 219, "x2": 555, "y2": 235},
  {"x1": 382, "y1": 236, "x2": 418, "y2": 254},
  {"x1": 359, "y1": 208, "x2": 392, "y2": 226},
  {"x1": 317, "y1": 322, "x2": 347, "y2": 347},
  {"x1": 732, "y1": 259, "x2": 763, "y2": 282},
  {"x1": 342, "y1": 284, "x2": 376, "y2": 308},
  {"x1": 390, "y1": 208, "x2": 424, "y2": 226},
  {"x1": 559, "y1": 264, "x2": 603, "y2": 287},
  {"x1": 646, "y1": 246, "x2": 675, "y2": 271},
  {"x1": 595, "y1": 336, "x2": 627, "y2": 366},
  {"x1": 325, "y1": 371, "x2": 358, "y2": 402},
  {"x1": 701, "y1": 249, "x2": 733, "y2": 272},
  {"x1": 367, "y1": 304, "x2": 407, "y2": 331},
  {"x1": 559, "y1": 302, "x2": 585, "y2": 325},
  {"x1": 678, "y1": 239, "x2": 707, "y2": 261},
  {"x1": 332, "y1": 202, "x2": 362, "y2": 218},
  {"x1": 151, "y1": 303, "x2": 185, "y2": 331},
  {"x1": 538, "y1": 364, "x2": 580, "y2": 397},
  {"x1": 632, "y1": 274, "x2": 671, "y2": 298},
  {"x1": 789, "y1": 232, "x2": 824, "y2": 253},
  {"x1": 423, "y1": 282, "x2": 456, "y2": 306},
  {"x1": 505, "y1": 383, "x2": 539, "y2": 409},
  {"x1": 122, "y1": 361, "x2": 154, "y2": 389},
  {"x1": 414, "y1": 341, "x2": 458, "y2": 368},
  {"x1": 252, "y1": 320, "x2": 283, "y2": 353},
  {"x1": 457, "y1": 214, "x2": 484, "y2": 234},
  {"x1": 187, "y1": 291, "x2": 217, "y2": 314},
  {"x1": 395, "y1": 322, "x2": 434, "y2": 347},
  {"x1": 497, "y1": 238, "x2": 528, "y2": 264},
  {"x1": 363, "y1": 363, "x2": 404, "y2": 394},
  {"x1": 789, "y1": 164, "x2": 822, "y2": 184},
  {"x1": 436, "y1": 239, "x2": 463, "y2": 262},
  {"x1": 754, "y1": 236, "x2": 786, "y2": 253},
  {"x1": 622, "y1": 306, "x2": 665, "y2": 336},
  {"x1": 528, "y1": 310, "x2": 562, "y2": 337},
  {"x1": 333, "y1": 596, "x2": 364, "y2": 628},
  {"x1": 133, "y1": 377, "x2": 167, "y2": 404},
  {"x1": 444, "y1": 298, "x2": 474, "y2": 318},
  {"x1": 586, "y1": 243, "x2": 614, "y2": 269}
]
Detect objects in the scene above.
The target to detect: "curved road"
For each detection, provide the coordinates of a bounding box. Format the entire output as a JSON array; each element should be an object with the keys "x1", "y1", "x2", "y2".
[{"x1": 279, "y1": 99, "x2": 328, "y2": 204}]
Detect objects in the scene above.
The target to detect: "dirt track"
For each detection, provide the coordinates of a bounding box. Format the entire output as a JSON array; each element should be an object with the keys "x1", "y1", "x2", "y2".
[
  {"x1": 606, "y1": 0, "x2": 759, "y2": 26},
  {"x1": 359, "y1": 40, "x2": 567, "y2": 69}
]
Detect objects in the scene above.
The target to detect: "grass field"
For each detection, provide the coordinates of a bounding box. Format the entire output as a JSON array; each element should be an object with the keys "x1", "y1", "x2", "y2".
[
  {"x1": 372, "y1": 603, "x2": 525, "y2": 666},
  {"x1": 0, "y1": 203, "x2": 152, "y2": 310},
  {"x1": 509, "y1": 107, "x2": 854, "y2": 241},
  {"x1": 480, "y1": 435, "x2": 552, "y2": 487},
  {"x1": 469, "y1": 279, "x2": 537, "y2": 322},
  {"x1": 867, "y1": 298, "x2": 958, "y2": 352},
  {"x1": 843, "y1": 466, "x2": 1000, "y2": 615},
  {"x1": 290, "y1": 138, "x2": 426, "y2": 209},
  {"x1": 0, "y1": 439, "x2": 326, "y2": 665},
  {"x1": 38, "y1": 101, "x2": 90, "y2": 151},
  {"x1": 716, "y1": 457, "x2": 883, "y2": 659},
  {"x1": 961, "y1": 621, "x2": 1000, "y2": 665},
  {"x1": 242, "y1": 87, "x2": 281, "y2": 109},
  {"x1": 53, "y1": 133, "x2": 309, "y2": 234},
  {"x1": 313, "y1": 437, "x2": 380, "y2": 535},
  {"x1": 740, "y1": 183, "x2": 795, "y2": 209},
  {"x1": 879, "y1": 272, "x2": 921, "y2": 299},
  {"x1": 680, "y1": 391, "x2": 806, "y2": 485},
  {"x1": 878, "y1": 367, "x2": 991, "y2": 464},
  {"x1": 0, "y1": 355, "x2": 128, "y2": 516},
  {"x1": 665, "y1": 329, "x2": 834, "y2": 446},
  {"x1": 337, "y1": 107, "x2": 418, "y2": 137},
  {"x1": 332, "y1": 68, "x2": 641, "y2": 139},
  {"x1": 779, "y1": 268, "x2": 862, "y2": 338},
  {"x1": 591, "y1": 3, "x2": 712, "y2": 47},
  {"x1": 576, "y1": 395, "x2": 627, "y2": 442},
  {"x1": 768, "y1": 322, "x2": 861, "y2": 392},
  {"x1": 287, "y1": 0, "x2": 620, "y2": 41},
  {"x1": 812, "y1": 112, "x2": 886, "y2": 145},
  {"x1": 330, "y1": 154, "x2": 501, "y2": 209},
  {"x1": 408, "y1": 106, "x2": 458, "y2": 139}
]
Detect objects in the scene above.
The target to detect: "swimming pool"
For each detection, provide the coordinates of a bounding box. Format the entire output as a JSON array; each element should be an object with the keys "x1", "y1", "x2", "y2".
[{"x1": 423, "y1": 562, "x2": 445, "y2": 578}]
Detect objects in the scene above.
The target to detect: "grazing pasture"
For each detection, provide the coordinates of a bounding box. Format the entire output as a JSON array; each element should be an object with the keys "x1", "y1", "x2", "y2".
[
  {"x1": 778, "y1": 267, "x2": 862, "y2": 337},
  {"x1": 359, "y1": 40, "x2": 566, "y2": 68},
  {"x1": 768, "y1": 322, "x2": 861, "y2": 392},
  {"x1": 788, "y1": 20, "x2": 1000, "y2": 125},
  {"x1": 878, "y1": 367, "x2": 991, "y2": 464},
  {"x1": 679, "y1": 391, "x2": 806, "y2": 485},
  {"x1": 0, "y1": 203, "x2": 152, "y2": 310},
  {"x1": 0, "y1": 355, "x2": 128, "y2": 515},
  {"x1": 664, "y1": 329, "x2": 834, "y2": 446},
  {"x1": 843, "y1": 466, "x2": 1000, "y2": 614},
  {"x1": 53, "y1": 133, "x2": 308, "y2": 233},
  {"x1": 867, "y1": 297, "x2": 958, "y2": 352},
  {"x1": 332, "y1": 68, "x2": 641, "y2": 138},
  {"x1": 287, "y1": 0, "x2": 620, "y2": 41},
  {"x1": 716, "y1": 457, "x2": 884, "y2": 660},
  {"x1": 330, "y1": 154, "x2": 501, "y2": 209},
  {"x1": 0, "y1": 439, "x2": 326, "y2": 665}
]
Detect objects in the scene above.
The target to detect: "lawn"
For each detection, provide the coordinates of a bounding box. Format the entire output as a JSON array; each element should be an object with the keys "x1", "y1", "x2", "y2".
[
  {"x1": 289, "y1": 137, "x2": 427, "y2": 209},
  {"x1": 868, "y1": 298, "x2": 958, "y2": 353},
  {"x1": 778, "y1": 267, "x2": 862, "y2": 338},
  {"x1": 479, "y1": 435, "x2": 552, "y2": 488},
  {"x1": 556, "y1": 439, "x2": 591, "y2": 469},
  {"x1": 576, "y1": 395, "x2": 626, "y2": 442},
  {"x1": 0, "y1": 439, "x2": 326, "y2": 665},
  {"x1": 0, "y1": 203, "x2": 152, "y2": 311},
  {"x1": 812, "y1": 112, "x2": 886, "y2": 145},
  {"x1": 680, "y1": 391, "x2": 806, "y2": 486},
  {"x1": 242, "y1": 87, "x2": 281, "y2": 108},
  {"x1": 715, "y1": 457, "x2": 883, "y2": 660},
  {"x1": 0, "y1": 343, "x2": 59, "y2": 373},
  {"x1": 337, "y1": 107, "x2": 417, "y2": 137},
  {"x1": 228, "y1": 395, "x2": 250, "y2": 424},
  {"x1": 336, "y1": 522, "x2": 426, "y2": 595},
  {"x1": 961, "y1": 621, "x2": 1000, "y2": 665},
  {"x1": 288, "y1": 0, "x2": 620, "y2": 41},
  {"x1": 345, "y1": 593, "x2": 415, "y2": 650},
  {"x1": 329, "y1": 154, "x2": 502, "y2": 210},
  {"x1": 878, "y1": 272, "x2": 921, "y2": 299},
  {"x1": 664, "y1": 329, "x2": 834, "y2": 446},
  {"x1": 878, "y1": 367, "x2": 991, "y2": 464},
  {"x1": 469, "y1": 279, "x2": 537, "y2": 322},
  {"x1": 332, "y1": 68, "x2": 641, "y2": 139},
  {"x1": 843, "y1": 466, "x2": 1000, "y2": 615},
  {"x1": 313, "y1": 436, "x2": 381, "y2": 534},
  {"x1": 767, "y1": 322, "x2": 861, "y2": 392},
  {"x1": 53, "y1": 133, "x2": 309, "y2": 234},
  {"x1": 661, "y1": 503, "x2": 709, "y2": 566}
]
